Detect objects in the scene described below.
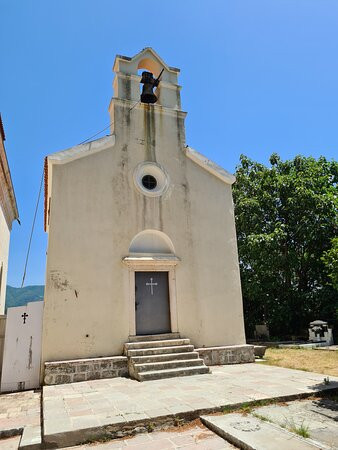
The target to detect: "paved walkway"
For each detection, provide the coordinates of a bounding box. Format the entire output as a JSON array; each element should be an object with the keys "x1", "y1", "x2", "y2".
[
  {"x1": 0, "y1": 390, "x2": 40, "y2": 434},
  {"x1": 0, "y1": 436, "x2": 21, "y2": 449},
  {"x1": 43, "y1": 364, "x2": 338, "y2": 447},
  {"x1": 0, "y1": 390, "x2": 41, "y2": 449},
  {"x1": 0, "y1": 364, "x2": 337, "y2": 448}
]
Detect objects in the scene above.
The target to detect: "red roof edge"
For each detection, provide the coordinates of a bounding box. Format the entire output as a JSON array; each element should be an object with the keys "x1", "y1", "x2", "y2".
[{"x1": 0, "y1": 114, "x2": 6, "y2": 141}]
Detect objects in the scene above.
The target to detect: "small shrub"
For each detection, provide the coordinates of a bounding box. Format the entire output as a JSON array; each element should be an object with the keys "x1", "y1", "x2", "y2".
[
  {"x1": 146, "y1": 422, "x2": 155, "y2": 432},
  {"x1": 287, "y1": 419, "x2": 310, "y2": 438},
  {"x1": 252, "y1": 412, "x2": 272, "y2": 423}
]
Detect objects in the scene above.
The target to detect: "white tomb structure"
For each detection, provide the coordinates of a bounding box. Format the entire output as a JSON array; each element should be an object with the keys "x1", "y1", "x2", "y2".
[
  {"x1": 308, "y1": 320, "x2": 333, "y2": 346},
  {"x1": 1, "y1": 301, "x2": 43, "y2": 392}
]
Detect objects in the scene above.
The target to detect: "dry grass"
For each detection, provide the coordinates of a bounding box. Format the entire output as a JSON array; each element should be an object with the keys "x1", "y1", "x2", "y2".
[{"x1": 263, "y1": 348, "x2": 338, "y2": 377}]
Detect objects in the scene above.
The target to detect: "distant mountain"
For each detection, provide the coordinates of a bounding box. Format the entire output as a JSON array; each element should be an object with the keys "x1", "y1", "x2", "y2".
[{"x1": 5, "y1": 285, "x2": 44, "y2": 312}]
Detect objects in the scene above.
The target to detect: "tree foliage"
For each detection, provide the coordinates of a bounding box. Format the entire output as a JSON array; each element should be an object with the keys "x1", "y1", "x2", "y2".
[
  {"x1": 233, "y1": 154, "x2": 337, "y2": 338},
  {"x1": 322, "y1": 237, "x2": 338, "y2": 291}
]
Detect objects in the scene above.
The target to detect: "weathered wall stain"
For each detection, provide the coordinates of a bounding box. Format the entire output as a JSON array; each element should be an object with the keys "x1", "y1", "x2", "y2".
[
  {"x1": 144, "y1": 105, "x2": 156, "y2": 162},
  {"x1": 159, "y1": 197, "x2": 163, "y2": 231},
  {"x1": 136, "y1": 138, "x2": 145, "y2": 146},
  {"x1": 112, "y1": 143, "x2": 130, "y2": 219},
  {"x1": 142, "y1": 195, "x2": 146, "y2": 230},
  {"x1": 176, "y1": 87, "x2": 181, "y2": 109},
  {"x1": 123, "y1": 76, "x2": 131, "y2": 102},
  {"x1": 28, "y1": 336, "x2": 32, "y2": 369},
  {"x1": 176, "y1": 110, "x2": 185, "y2": 148},
  {"x1": 50, "y1": 270, "x2": 72, "y2": 291},
  {"x1": 120, "y1": 144, "x2": 128, "y2": 170}
]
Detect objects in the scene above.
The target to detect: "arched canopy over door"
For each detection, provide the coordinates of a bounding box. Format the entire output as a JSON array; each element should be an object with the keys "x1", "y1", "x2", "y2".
[{"x1": 129, "y1": 229, "x2": 175, "y2": 255}]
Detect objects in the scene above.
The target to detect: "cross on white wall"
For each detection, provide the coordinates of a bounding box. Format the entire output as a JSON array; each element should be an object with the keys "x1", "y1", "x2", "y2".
[
  {"x1": 146, "y1": 277, "x2": 158, "y2": 295},
  {"x1": 21, "y1": 313, "x2": 28, "y2": 324}
]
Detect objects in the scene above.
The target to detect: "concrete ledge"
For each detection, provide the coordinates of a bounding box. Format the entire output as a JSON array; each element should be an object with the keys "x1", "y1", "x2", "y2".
[
  {"x1": 44, "y1": 356, "x2": 128, "y2": 385},
  {"x1": 196, "y1": 344, "x2": 255, "y2": 366}
]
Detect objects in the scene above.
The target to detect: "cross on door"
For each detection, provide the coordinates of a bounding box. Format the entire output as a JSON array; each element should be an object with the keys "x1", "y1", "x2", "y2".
[
  {"x1": 22, "y1": 313, "x2": 28, "y2": 324},
  {"x1": 146, "y1": 277, "x2": 158, "y2": 295}
]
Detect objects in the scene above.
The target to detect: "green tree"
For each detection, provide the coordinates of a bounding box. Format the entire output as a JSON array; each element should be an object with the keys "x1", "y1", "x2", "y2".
[
  {"x1": 233, "y1": 154, "x2": 337, "y2": 338},
  {"x1": 322, "y1": 237, "x2": 338, "y2": 290}
]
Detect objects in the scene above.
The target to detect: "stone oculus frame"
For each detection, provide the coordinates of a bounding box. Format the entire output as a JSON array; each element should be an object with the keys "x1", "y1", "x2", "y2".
[{"x1": 122, "y1": 255, "x2": 180, "y2": 336}]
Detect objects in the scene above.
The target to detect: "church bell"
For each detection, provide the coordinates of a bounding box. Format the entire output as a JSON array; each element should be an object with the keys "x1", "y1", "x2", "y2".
[{"x1": 140, "y1": 71, "x2": 159, "y2": 104}]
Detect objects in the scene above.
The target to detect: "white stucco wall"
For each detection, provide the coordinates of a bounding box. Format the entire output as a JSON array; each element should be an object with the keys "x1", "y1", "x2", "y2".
[
  {"x1": 0, "y1": 120, "x2": 19, "y2": 315},
  {"x1": 1, "y1": 301, "x2": 43, "y2": 392},
  {"x1": 41, "y1": 99, "x2": 246, "y2": 365},
  {"x1": 0, "y1": 204, "x2": 10, "y2": 314}
]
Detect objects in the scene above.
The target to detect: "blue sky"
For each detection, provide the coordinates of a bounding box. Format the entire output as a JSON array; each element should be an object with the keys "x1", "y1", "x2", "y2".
[{"x1": 1, "y1": 0, "x2": 338, "y2": 287}]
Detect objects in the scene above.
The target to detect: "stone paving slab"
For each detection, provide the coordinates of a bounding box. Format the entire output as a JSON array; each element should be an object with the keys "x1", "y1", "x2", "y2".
[
  {"x1": 0, "y1": 435, "x2": 21, "y2": 449},
  {"x1": 20, "y1": 424, "x2": 42, "y2": 449},
  {"x1": 42, "y1": 363, "x2": 338, "y2": 447},
  {"x1": 64, "y1": 423, "x2": 236, "y2": 449},
  {"x1": 201, "y1": 413, "x2": 323, "y2": 449},
  {"x1": 253, "y1": 398, "x2": 338, "y2": 449},
  {"x1": 0, "y1": 390, "x2": 40, "y2": 435}
]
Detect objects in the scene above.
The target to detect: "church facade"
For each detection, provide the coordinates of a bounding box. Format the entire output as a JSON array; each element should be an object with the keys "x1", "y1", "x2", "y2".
[{"x1": 41, "y1": 49, "x2": 250, "y2": 372}]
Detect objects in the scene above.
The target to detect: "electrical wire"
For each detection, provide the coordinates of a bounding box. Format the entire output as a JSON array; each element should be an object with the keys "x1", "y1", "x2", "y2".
[
  {"x1": 78, "y1": 100, "x2": 140, "y2": 145},
  {"x1": 20, "y1": 168, "x2": 44, "y2": 288},
  {"x1": 20, "y1": 99, "x2": 141, "y2": 287}
]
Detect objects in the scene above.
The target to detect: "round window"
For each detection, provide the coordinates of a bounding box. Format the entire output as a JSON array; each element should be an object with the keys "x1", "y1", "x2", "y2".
[
  {"x1": 142, "y1": 174, "x2": 157, "y2": 190},
  {"x1": 133, "y1": 162, "x2": 169, "y2": 197}
]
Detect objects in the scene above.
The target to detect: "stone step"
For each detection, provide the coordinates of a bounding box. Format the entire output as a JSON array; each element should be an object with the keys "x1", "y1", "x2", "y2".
[
  {"x1": 127, "y1": 344, "x2": 194, "y2": 357},
  {"x1": 134, "y1": 358, "x2": 205, "y2": 372},
  {"x1": 137, "y1": 365, "x2": 210, "y2": 381},
  {"x1": 124, "y1": 338, "x2": 190, "y2": 351},
  {"x1": 130, "y1": 351, "x2": 200, "y2": 364},
  {"x1": 128, "y1": 333, "x2": 181, "y2": 342}
]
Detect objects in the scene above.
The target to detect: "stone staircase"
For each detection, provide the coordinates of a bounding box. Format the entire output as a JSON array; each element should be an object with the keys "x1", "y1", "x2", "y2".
[{"x1": 124, "y1": 333, "x2": 210, "y2": 381}]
